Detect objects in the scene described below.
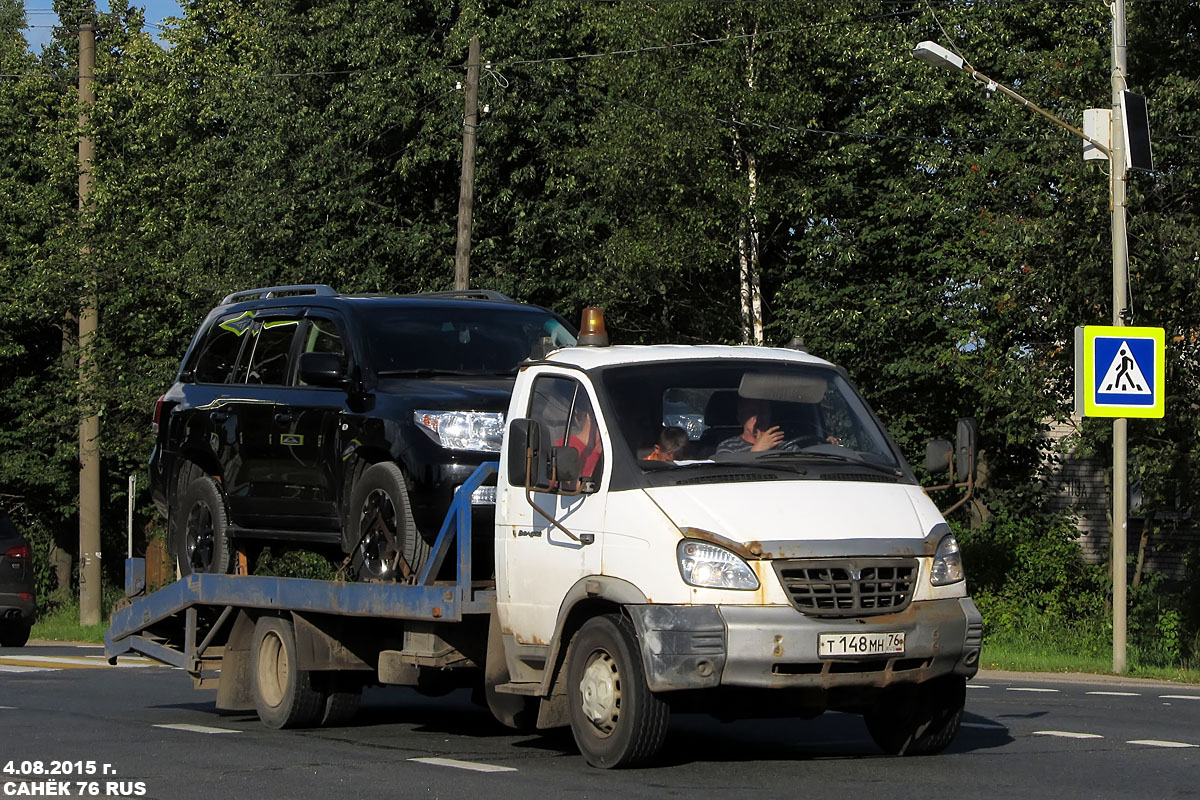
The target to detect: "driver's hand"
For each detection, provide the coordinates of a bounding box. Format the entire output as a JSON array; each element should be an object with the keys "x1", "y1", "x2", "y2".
[{"x1": 751, "y1": 425, "x2": 784, "y2": 452}]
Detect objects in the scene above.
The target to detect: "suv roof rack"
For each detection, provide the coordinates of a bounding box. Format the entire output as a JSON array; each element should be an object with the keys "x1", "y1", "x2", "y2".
[
  {"x1": 221, "y1": 285, "x2": 338, "y2": 305},
  {"x1": 407, "y1": 289, "x2": 513, "y2": 302}
]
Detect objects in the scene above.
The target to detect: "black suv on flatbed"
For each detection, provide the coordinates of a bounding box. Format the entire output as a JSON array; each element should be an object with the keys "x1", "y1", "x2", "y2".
[{"x1": 149, "y1": 286, "x2": 576, "y2": 580}]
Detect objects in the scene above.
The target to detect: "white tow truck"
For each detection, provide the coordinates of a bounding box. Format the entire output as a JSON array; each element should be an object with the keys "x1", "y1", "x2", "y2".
[{"x1": 108, "y1": 311, "x2": 982, "y2": 768}]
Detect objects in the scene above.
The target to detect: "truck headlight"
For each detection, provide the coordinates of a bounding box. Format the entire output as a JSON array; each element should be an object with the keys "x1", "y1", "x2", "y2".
[
  {"x1": 930, "y1": 533, "x2": 965, "y2": 586},
  {"x1": 414, "y1": 410, "x2": 505, "y2": 452},
  {"x1": 677, "y1": 540, "x2": 759, "y2": 590}
]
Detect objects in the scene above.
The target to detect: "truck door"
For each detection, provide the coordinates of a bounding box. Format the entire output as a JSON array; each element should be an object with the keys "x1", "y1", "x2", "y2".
[{"x1": 499, "y1": 373, "x2": 606, "y2": 646}]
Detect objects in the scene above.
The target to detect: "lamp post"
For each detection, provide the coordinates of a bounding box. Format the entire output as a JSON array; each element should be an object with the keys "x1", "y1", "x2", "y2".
[{"x1": 913, "y1": 4, "x2": 1133, "y2": 674}]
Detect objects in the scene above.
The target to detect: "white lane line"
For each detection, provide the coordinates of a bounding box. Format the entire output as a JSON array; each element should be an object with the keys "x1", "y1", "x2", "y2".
[
  {"x1": 1159, "y1": 695, "x2": 1200, "y2": 701},
  {"x1": 1007, "y1": 687, "x2": 1060, "y2": 693},
  {"x1": 153, "y1": 723, "x2": 240, "y2": 735},
  {"x1": 1086, "y1": 691, "x2": 1141, "y2": 697},
  {"x1": 967, "y1": 684, "x2": 991, "y2": 690},
  {"x1": 0, "y1": 705, "x2": 15, "y2": 709},
  {"x1": 408, "y1": 757, "x2": 517, "y2": 773},
  {"x1": 962, "y1": 722, "x2": 1006, "y2": 730},
  {"x1": 1128, "y1": 740, "x2": 1197, "y2": 749},
  {"x1": 1034, "y1": 731, "x2": 1104, "y2": 739},
  {"x1": 0, "y1": 665, "x2": 57, "y2": 673}
]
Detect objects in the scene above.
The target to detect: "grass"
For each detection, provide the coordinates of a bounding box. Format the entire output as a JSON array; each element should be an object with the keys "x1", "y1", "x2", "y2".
[
  {"x1": 982, "y1": 633, "x2": 1200, "y2": 684},
  {"x1": 31, "y1": 602, "x2": 108, "y2": 644}
]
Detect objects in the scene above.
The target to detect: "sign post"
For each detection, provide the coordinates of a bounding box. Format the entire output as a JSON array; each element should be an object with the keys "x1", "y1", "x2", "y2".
[{"x1": 1075, "y1": 324, "x2": 1164, "y2": 673}]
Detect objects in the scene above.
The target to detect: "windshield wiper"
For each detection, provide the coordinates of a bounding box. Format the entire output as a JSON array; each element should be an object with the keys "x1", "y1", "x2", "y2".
[
  {"x1": 655, "y1": 460, "x2": 808, "y2": 476},
  {"x1": 755, "y1": 450, "x2": 902, "y2": 476}
]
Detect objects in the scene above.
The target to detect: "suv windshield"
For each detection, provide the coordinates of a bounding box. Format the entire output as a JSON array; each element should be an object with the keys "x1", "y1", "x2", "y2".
[
  {"x1": 358, "y1": 305, "x2": 577, "y2": 376},
  {"x1": 600, "y1": 360, "x2": 902, "y2": 472}
]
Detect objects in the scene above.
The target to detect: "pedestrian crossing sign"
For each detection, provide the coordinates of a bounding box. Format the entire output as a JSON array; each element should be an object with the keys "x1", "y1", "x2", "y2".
[{"x1": 1074, "y1": 325, "x2": 1165, "y2": 418}]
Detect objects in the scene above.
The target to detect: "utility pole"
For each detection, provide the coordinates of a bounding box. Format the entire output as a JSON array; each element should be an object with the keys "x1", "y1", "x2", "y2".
[
  {"x1": 78, "y1": 20, "x2": 101, "y2": 627},
  {"x1": 454, "y1": 36, "x2": 481, "y2": 291},
  {"x1": 1109, "y1": 0, "x2": 1130, "y2": 674}
]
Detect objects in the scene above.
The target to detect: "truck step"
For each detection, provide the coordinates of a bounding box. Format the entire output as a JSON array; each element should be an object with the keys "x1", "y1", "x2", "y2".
[{"x1": 491, "y1": 682, "x2": 540, "y2": 696}]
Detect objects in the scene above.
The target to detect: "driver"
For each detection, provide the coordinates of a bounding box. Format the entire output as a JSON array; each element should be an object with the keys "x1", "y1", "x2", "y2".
[{"x1": 714, "y1": 398, "x2": 788, "y2": 456}]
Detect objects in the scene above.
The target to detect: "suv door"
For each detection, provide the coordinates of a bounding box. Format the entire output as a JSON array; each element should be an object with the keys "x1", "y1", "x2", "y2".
[{"x1": 222, "y1": 311, "x2": 306, "y2": 529}]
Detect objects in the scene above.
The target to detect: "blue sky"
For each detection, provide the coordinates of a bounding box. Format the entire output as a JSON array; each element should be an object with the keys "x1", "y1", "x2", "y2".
[{"x1": 22, "y1": 1, "x2": 182, "y2": 50}]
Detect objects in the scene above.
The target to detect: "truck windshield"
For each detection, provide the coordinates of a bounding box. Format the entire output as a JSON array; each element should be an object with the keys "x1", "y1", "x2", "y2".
[
  {"x1": 599, "y1": 360, "x2": 902, "y2": 472},
  {"x1": 357, "y1": 305, "x2": 577, "y2": 376}
]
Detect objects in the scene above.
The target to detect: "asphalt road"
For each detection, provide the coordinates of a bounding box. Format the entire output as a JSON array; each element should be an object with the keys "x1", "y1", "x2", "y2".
[{"x1": 2, "y1": 643, "x2": 1197, "y2": 799}]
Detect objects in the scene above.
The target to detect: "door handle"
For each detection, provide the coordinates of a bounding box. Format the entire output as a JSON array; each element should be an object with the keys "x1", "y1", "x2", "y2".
[{"x1": 274, "y1": 412, "x2": 294, "y2": 425}]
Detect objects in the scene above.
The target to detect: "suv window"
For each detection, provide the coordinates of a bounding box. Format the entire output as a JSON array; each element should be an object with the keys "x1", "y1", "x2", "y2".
[
  {"x1": 190, "y1": 311, "x2": 253, "y2": 384},
  {"x1": 359, "y1": 305, "x2": 577, "y2": 376},
  {"x1": 239, "y1": 318, "x2": 301, "y2": 385}
]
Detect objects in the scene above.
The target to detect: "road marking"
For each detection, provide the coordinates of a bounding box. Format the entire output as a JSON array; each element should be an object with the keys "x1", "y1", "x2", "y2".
[
  {"x1": 1086, "y1": 691, "x2": 1141, "y2": 697},
  {"x1": 967, "y1": 684, "x2": 990, "y2": 690},
  {"x1": 1034, "y1": 731, "x2": 1103, "y2": 739},
  {"x1": 1007, "y1": 687, "x2": 1060, "y2": 693},
  {"x1": 1159, "y1": 695, "x2": 1200, "y2": 701},
  {"x1": 409, "y1": 757, "x2": 517, "y2": 773},
  {"x1": 0, "y1": 664, "x2": 57, "y2": 673},
  {"x1": 0, "y1": 705, "x2": 15, "y2": 709},
  {"x1": 1128, "y1": 740, "x2": 1197, "y2": 749},
  {"x1": 962, "y1": 722, "x2": 1006, "y2": 730},
  {"x1": 153, "y1": 724, "x2": 240, "y2": 735}
]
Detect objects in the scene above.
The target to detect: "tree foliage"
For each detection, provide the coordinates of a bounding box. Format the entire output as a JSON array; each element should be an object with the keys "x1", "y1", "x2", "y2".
[{"x1": 1, "y1": 1, "x2": 1198, "y2": 629}]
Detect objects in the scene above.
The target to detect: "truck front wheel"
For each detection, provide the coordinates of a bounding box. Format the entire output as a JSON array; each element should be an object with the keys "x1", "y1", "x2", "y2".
[
  {"x1": 567, "y1": 614, "x2": 669, "y2": 768},
  {"x1": 864, "y1": 674, "x2": 966, "y2": 756},
  {"x1": 251, "y1": 617, "x2": 325, "y2": 729}
]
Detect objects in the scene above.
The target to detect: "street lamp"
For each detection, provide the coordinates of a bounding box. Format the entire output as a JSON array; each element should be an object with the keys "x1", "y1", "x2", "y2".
[
  {"x1": 912, "y1": 41, "x2": 1111, "y2": 157},
  {"x1": 913, "y1": 19, "x2": 1134, "y2": 674}
]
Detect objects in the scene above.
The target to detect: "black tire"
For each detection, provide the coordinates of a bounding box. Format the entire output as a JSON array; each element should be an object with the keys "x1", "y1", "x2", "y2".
[
  {"x1": 172, "y1": 475, "x2": 233, "y2": 576},
  {"x1": 0, "y1": 622, "x2": 31, "y2": 648},
  {"x1": 567, "y1": 614, "x2": 669, "y2": 768},
  {"x1": 251, "y1": 617, "x2": 325, "y2": 729},
  {"x1": 347, "y1": 462, "x2": 429, "y2": 582},
  {"x1": 864, "y1": 674, "x2": 966, "y2": 756},
  {"x1": 318, "y1": 674, "x2": 363, "y2": 727}
]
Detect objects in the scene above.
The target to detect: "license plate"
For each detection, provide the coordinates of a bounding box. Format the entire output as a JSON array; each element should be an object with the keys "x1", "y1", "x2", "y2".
[{"x1": 818, "y1": 632, "x2": 905, "y2": 658}]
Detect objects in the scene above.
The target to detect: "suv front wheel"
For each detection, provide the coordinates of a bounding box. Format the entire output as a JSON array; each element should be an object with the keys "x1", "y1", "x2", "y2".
[
  {"x1": 347, "y1": 463, "x2": 429, "y2": 582},
  {"x1": 172, "y1": 475, "x2": 234, "y2": 576}
]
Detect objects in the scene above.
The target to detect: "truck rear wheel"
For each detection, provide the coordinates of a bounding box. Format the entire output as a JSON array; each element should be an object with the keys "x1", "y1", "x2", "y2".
[
  {"x1": 348, "y1": 463, "x2": 429, "y2": 582},
  {"x1": 251, "y1": 617, "x2": 325, "y2": 729},
  {"x1": 567, "y1": 614, "x2": 669, "y2": 768},
  {"x1": 173, "y1": 475, "x2": 233, "y2": 576},
  {"x1": 864, "y1": 674, "x2": 966, "y2": 756}
]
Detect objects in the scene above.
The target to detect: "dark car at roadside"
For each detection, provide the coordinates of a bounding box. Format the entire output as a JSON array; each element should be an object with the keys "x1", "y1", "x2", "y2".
[
  {"x1": 0, "y1": 510, "x2": 36, "y2": 647},
  {"x1": 149, "y1": 286, "x2": 576, "y2": 582}
]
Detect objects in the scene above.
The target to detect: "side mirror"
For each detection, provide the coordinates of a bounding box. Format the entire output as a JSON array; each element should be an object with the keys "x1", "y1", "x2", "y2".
[
  {"x1": 955, "y1": 418, "x2": 978, "y2": 484},
  {"x1": 507, "y1": 418, "x2": 550, "y2": 490},
  {"x1": 925, "y1": 439, "x2": 953, "y2": 474},
  {"x1": 298, "y1": 352, "x2": 346, "y2": 388}
]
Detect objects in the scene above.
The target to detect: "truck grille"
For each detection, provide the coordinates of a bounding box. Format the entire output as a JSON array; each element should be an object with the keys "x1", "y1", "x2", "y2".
[{"x1": 773, "y1": 558, "x2": 918, "y2": 617}]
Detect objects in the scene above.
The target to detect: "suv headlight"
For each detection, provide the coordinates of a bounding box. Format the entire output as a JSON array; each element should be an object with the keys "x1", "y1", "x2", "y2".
[
  {"x1": 930, "y1": 533, "x2": 965, "y2": 586},
  {"x1": 677, "y1": 539, "x2": 759, "y2": 590},
  {"x1": 414, "y1": 411, "x2": 505, "y2": 452}
]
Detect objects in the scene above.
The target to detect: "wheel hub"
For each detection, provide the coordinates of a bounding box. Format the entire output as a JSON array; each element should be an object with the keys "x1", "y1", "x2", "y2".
[
  {"x1": 579, "y1": 650, "x2": 620, "y2": 734},
  {"x1": 358, "y1": 489, "x2": 399, "y2": 580},
  {"x1": 185, "y1": 502, "x2": 214, "y2": 572}
]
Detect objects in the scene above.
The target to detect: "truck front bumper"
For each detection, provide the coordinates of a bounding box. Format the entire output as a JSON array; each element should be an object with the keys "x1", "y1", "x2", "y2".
[{"x1": 626, "y1": 598, "x2": 982, "y2": 693}]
